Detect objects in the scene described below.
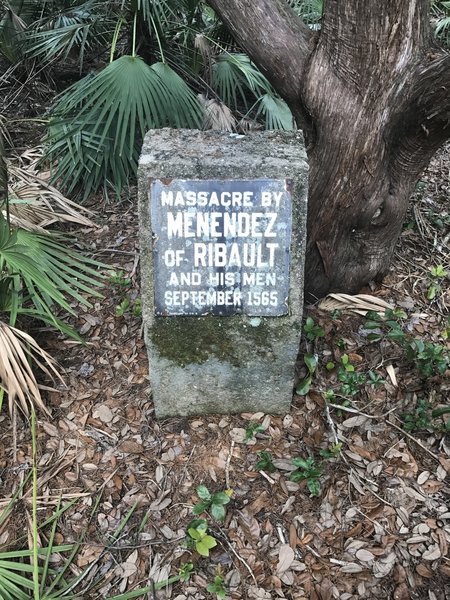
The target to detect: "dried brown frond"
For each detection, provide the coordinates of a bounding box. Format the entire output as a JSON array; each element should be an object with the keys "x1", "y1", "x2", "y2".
[
  {"x1": 6, "y1": 148, "x2": 96, "y2": 230},
  {"x1": 199, "y1": 95, "x2": 237, "y2": 132},
  {"x1": 0, "y1": 320, "x2": 64, "y2": 416},
  {"x1": 319, "y1": 293, "x2": 394, "y2": 316},
  {"x1": 194, "y1": 33, "x2": 213, "y2": 60}
]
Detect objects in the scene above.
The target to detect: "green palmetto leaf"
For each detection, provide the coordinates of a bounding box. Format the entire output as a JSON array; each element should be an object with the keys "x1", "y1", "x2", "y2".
[
  {"x1": 23, "y1": 0, "x2": 110, "y2": 69},
  {"x1": 436, "y1": 15, "x2": 450, "y2": 34},
  {"x1": 16, "y1": 228, "x2": 104, "y2": 307},
  {"x1": 0, "y1": 211, "x2": 104, "y2": 342},
  {"x1": 0, "y1": 6, "x2": 26, "y2": 63},
  {"x1": 211, "y1": 53, "x2": 294, "y2": 129},
  {"x1": 212, "y1": 53, "x2": 267, "y2": 110},
  {"x1": 254, "y1": 93, "x2": 294, "y2": 130},
  {"x1": 0, "y1": 549, "x2": 76, "y2": 600},
  {"x1": 150, "y1": 62, "x2": 203, "y2": 128},
  {"x1": 1, "y1": 226, "x2": 103, "y2": 324},
  {"x1": 136, "y1": 0, "x2": 176, "y2": 29},
  {"x1": 45, "y1": 55, "x2": 202, "y2": 198},
  {"x1": 289, "y1": 0, "x2": 324, "y2": 28},
  {"x1": 25, "y1": 22, "x2": 92, "y2": 62}
]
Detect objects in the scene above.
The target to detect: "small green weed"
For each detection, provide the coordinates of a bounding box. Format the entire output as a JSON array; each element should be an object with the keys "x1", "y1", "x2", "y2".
[
  {"x1": 132, "y1": 297, "x2": 142, "y2": 316},
  {"x1": 303, "y1": 317, "x2": 325, "y2": 341},
  {"x1": 363, "y1": 309, "x2": 449, "y2": 379},
  {"x1": 115, "y1": 296, "x2": 142, "y2": 317},
  {"x1": 336, "y1": 338, "x2": 347, "y2": 350},
  {"x1": 186, "y1": 518, "x2": 218, "y2": 557},
  {"x1": 402, "y1": 398, "x2": 450, "y2": 433},
  {"x1": 427, "y1": 265, "x2": 448, "y2": 301},
  {"x1": 207, "y1": 574, "x2": 227, "y2": 599},
  {"x1": 324, "y1": 389, "x2": 351, "y2": 414},
  {"x1": 402, "y1": 398, "x2": 433, "y2": 432},
  {"x1": 367, "y1": 370, "x2": 385, "y2": 387},
  {"x1": 115, "y1": 298, "x2": 130, "y2": 316},
  {"x1": 192, "y1": 485, "x2": 231, "y2": 521},
  {"x1": 427, "y1": 210, "x2": 450, "y2": 229},
  {"x1": 290, "y1": 457, "x2": 323, "y2": 497},
  {"x1": 108, "y1": 269, "x2": 131, "y2": 286},
  {"x1": 244, "y1": 422, "x2": 265, "y2": 442},
  {"x1": 441, "y1": 316, "x2": 450, "y2": 340},
  {"x1": 296, "y1": 353, "x2": 318, "y2": 396},
  {"x1": 337, "y1": 355, "x2": 366, "y2": 396},
  {"x1": 319, "y1": 443, "x2": 342, "y2": 459},
  {"x1": 255, "y1": 450, "x2": 276, "y2": 473},
  {"x1": 405, "y1": 339, "x2": 449, "y2": 378}
]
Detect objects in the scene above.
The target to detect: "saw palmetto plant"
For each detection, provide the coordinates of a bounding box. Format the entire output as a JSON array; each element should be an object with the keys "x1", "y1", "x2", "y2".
[
  {"x1": 0, "y1": 208, "x2": 105, "y2": 414},
  {"x1": 1, "y1": 0, "x2": 294, "y2": 200},
  {"x1": 0, "y1": 123, "x2": 105, "y2": 416}
]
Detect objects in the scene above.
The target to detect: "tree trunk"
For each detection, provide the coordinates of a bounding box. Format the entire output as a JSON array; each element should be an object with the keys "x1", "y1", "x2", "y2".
[{"x1": 207, "y1": 0, "x2": 450, "y2": 301}]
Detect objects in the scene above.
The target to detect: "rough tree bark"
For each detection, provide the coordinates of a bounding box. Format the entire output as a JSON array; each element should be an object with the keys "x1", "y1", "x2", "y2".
[{"x1": 206, "y1": 0, "x2": 450, "y2": 300}]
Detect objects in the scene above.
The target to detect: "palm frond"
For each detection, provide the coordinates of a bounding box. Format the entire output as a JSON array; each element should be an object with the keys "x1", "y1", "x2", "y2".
[
  {"x1": 137, "y1": 0, "x2": 176, "y2": 30},
  {"x1": 254, "y1": 93, "x2": 295, "y2": 131},
  {"x1": 24, "y1": 0, "x2": 113, "y2": 69},
  {"x1": 14, "y1": 227, "x2": 104, "y2": 312},
  {"x1": 45, "y1": 55, "x2": 203, "y2": 198},
  {"x1": 435, "y1": 15, "x2": 450, "y2": 35},
  {"x1": 288, "y1": 0, "x2": 323, "y2": 29},
  {"x1": 6, "y1": 150, "x2": 95, "y2": 229},
  {"x1": 200, "y1": 95, "x2": 236, "y2": 131},
  {"x1": 0, "y1": 320, "x2": 63, "y2": 416},
  {"x1": 212, "y1": 53, "x2": 259, "y2": 110},
  {"x1": 0, "y1": 116, "x2": 9, "y2": 204},
  {"x1": 0, "y1": 6, "x2": 26, "y2": 62},
  {"x1": 25, "y1": 22, "x2": 93, "y2": 63},
  {"x1": 150, "y1": 61, "x2": 203, "y2": 128},
  {"x1": 0, "y1": 211, "x2": 104, "y2": 337}
]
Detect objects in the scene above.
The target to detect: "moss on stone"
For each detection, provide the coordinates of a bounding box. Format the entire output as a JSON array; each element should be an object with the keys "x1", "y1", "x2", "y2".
[{"x1": 150, "y1": 315, "x2": 288, "y2": 367}]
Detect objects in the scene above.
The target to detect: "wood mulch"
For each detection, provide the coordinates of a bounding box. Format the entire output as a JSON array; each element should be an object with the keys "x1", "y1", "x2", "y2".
[{"x1": 0, "y1": 148, "x2": 449, "y2": 600}]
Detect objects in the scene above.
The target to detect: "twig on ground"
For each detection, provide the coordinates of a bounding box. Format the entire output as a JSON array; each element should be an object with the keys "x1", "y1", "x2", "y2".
[
  {"x1": 305, "y1": 544, "x2": 321, "y2": 559},
  {"x1": 259, "y1": 470, "x2": 275, "y2": 485},
  {"x1": 388, "y1": 420, "x2": 441, "y2": 462},
  {"x1": 130, "y1": 253, "x2": 140, "y2": 278},
  {"x1": 225, "y1": 440, "x2": 234, "y2": 489},
  {"x1": 216, "y1": 523, "x2": 258, "y2": 585},
  {"x1": 324, "y1": 404, "x2": 340, "y2": 445},
  {"x1": 349, "y1": 467, "x2": 394, "y2": 507},
  {"x1": 12, "y1": 404, "x2": 17, "y2": 463},
  {"x1": 93, "y1": 248, "x2": 138, "y2": 256},
  {"x1": 328, "y1": 403, "x2": 397, "y2": 419},
  {"x1": 351, "y1": 505, "x2": 392, "y2": 534}
]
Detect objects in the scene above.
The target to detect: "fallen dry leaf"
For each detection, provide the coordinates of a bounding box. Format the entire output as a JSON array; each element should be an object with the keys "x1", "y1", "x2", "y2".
[{"x1": 276, "y1": 544, "x2": 295, "y2": 575}]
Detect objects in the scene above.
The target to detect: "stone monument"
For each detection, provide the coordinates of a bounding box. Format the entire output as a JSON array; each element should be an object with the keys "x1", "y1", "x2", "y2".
[{"x1": 138, "y1": 129, "x2": 308, "y2": 418}]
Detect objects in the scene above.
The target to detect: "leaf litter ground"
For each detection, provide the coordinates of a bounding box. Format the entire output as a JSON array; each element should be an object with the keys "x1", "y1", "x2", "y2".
[{"x1": 0, "y1": 149, "x2": 449, "y2": 600}]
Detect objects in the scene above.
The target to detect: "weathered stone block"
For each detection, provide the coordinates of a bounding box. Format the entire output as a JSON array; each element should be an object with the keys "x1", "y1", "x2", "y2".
[{"x1": 138, "y1": 129, "x2": 308, "y2": 418}]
